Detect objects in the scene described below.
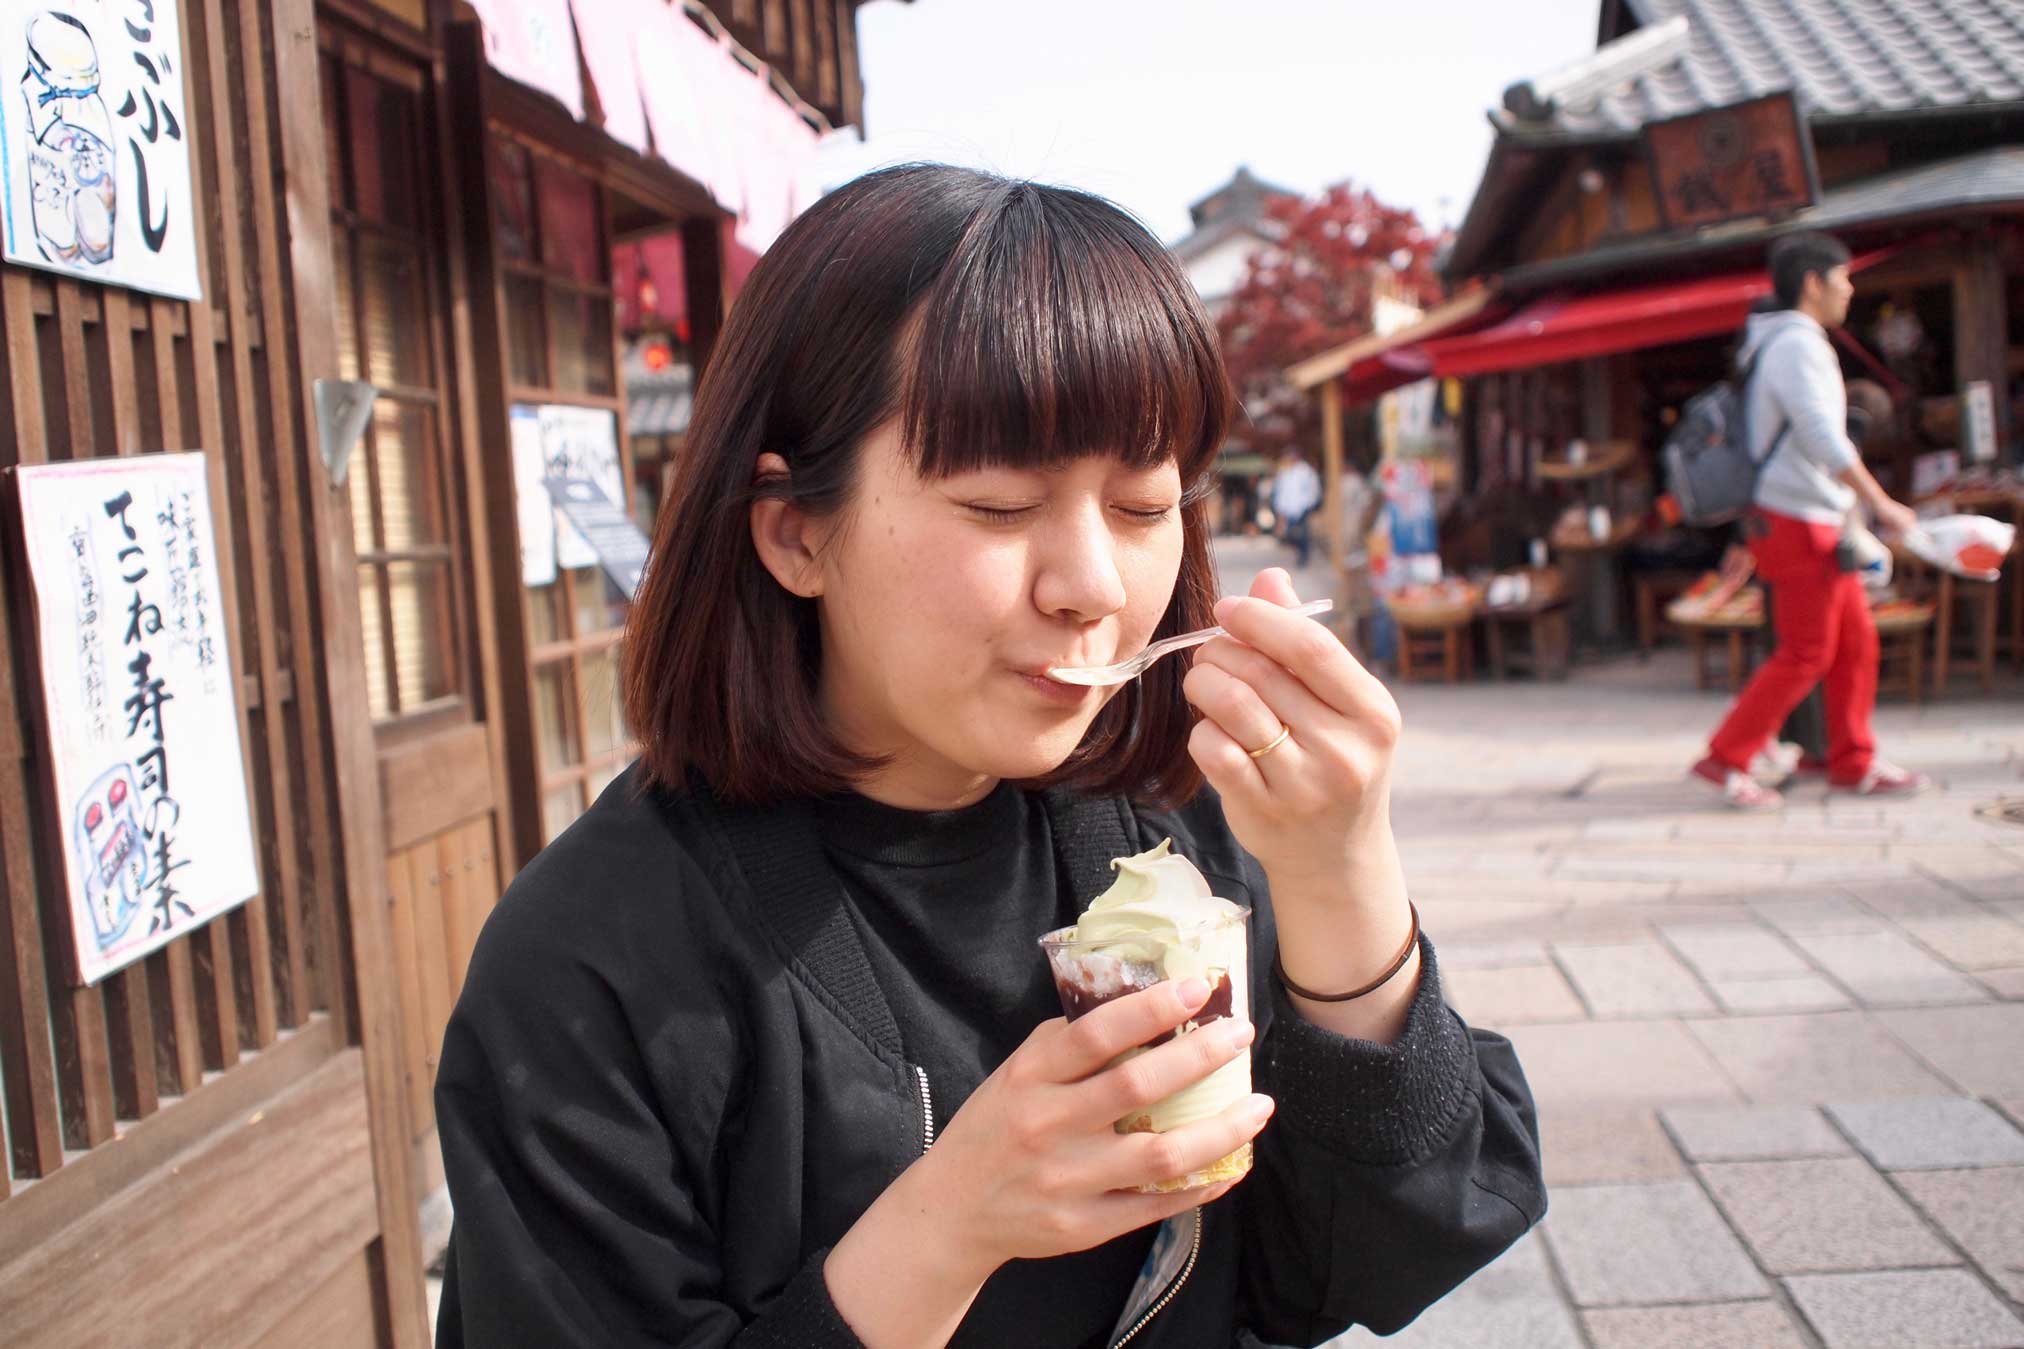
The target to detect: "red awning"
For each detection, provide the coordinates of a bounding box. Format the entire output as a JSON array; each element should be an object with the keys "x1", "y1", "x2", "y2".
[{"x1": 1341, "y1": 247, "x2": 1897, "y2": 402}]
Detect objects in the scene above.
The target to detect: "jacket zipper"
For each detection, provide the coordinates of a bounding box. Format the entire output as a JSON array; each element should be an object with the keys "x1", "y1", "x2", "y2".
[
  {"x1": 1110, "y1": 1207, "x2": 1203, "y2": 1348},
  {"x1": 913, "y1": 1065, "x2": 936, "y2": 1150}
]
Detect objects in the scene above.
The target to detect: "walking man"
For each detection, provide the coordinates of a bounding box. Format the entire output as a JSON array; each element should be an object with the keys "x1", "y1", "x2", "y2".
[
  {"x1": 1692, "y1": 232, "x2": 1929, "y2": 810},
  {"x1": 1271, "y1": 446, "x2": 1321, "y2": 568}
]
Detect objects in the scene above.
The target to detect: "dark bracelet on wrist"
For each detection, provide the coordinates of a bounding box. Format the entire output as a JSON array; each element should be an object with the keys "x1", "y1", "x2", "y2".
[{"x1": 1272, "y1": 902, "x2": 1420, "y2": 1003}]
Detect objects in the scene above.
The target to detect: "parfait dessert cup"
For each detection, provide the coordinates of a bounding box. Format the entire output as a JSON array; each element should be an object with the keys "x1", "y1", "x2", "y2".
[{"x1": 1039, "y1": 841, "x2": 1253, "y2": 1194}]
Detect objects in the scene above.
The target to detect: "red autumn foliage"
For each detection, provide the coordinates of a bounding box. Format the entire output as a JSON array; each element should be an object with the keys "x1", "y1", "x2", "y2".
[{"x1": 1216, "y1": 183, "x2": 1444, "y2": 458}]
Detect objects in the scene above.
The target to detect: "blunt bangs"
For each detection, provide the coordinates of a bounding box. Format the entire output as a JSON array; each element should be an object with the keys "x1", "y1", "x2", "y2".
[{"x1": 898, "y1": 182, "x2": 1231, "y2": 490}]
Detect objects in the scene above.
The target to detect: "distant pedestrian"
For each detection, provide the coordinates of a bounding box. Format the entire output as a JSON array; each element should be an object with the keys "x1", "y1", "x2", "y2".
[
  {"x1": 1692, "y1": 232, "x2": 1929, "y2": 810},
  {"x1": 1269, "y1": 446, "x2": 1321, "y2": 566}
]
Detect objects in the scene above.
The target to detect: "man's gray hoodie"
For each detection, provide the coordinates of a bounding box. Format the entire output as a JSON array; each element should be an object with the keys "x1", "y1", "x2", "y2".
[{"x1": 1740, "y1": 308, "x2": 1860, "y2": 526}]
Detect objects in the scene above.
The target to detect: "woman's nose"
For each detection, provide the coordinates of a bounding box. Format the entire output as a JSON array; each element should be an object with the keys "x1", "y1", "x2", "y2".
[{"x1": 1032, "y1": 505, "x2": 1128, "y2": 622}]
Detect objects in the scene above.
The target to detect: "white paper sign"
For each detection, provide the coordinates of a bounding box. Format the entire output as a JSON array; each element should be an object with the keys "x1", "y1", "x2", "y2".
[
  {"x1": 535, "y1": 404, "x2": 624, "y2": 572},
  {"x1": 16, "y1": 453, "x2": 258, "y2": 985},
  {"x1": 510, "y1": 405, "x2": 556, "y2": 587},
  {"x1": 0, "y1": 2, "x2": 202, "y2": 300}
]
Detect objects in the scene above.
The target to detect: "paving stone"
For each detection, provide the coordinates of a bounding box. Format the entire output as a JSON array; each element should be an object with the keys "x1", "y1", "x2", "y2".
[
  {"x1": 1443, "y1": 964, "x2": 1586, "y2": 1026},
  {"x1": 1432, "y1": 939, "x2": 1550, "y2": 971},
  {"x1": 1841, "y1": 873, "x2": 1987, "y2": 920},
  {"x1": 1896, "y1": 915, "x2": 2024, "y2": 971},
  {"x1": 1582, "y1": 1300, "x2": 1808, "y2": 1349},
  {"x1": 1550, "y1": 941, "x2": 1715, "y2": 1017},
  {"x1": 1785, "y1": 930, "x2": 1988, "y2": 1006},
  {"x1": 1753, "y1": 896, "x2": 1888, "y2": 936},
  {"x1": 1686, "y1": 1012, "x2": 1958, "y2": 1103},
  {"x1": 1539, "y1": 1104, "x2": 1686, "y2": 1185},
  {"x1": 1327, "y1": 1229, "x2": 1583, "y2": 1348},
  {"x1": 1876, "y1": 1005, "x2": 2024, "y2": 1097},
  {"x1": 1897, "y1": 1166, "x2": 2024, "y2": 1301},
  {"x1": 1710, "y1": 973, "x2": 1852, "y2": 1013},
  {"x1": 1699, "y1": 1157, "x2": 1957, "y2": 1273},
  {"x1": 1541, "y1": 1181, "x2": 1767, "y2": 1305},
  {"x1": 1662, "y1": 1104, "x2": 1851, "y2": 1161},
  {"x1": 1826, "y1": 1099, "x2": 2024, "y2": 1170},
  {"x1": 1504, "y1": 1020, "x2": 1738, "y2": 1108},
  {"x1": 1660, "y1": 922, "x2": 1813, "y2": 980},
  {"x1": 1783, "y1": 1268, "x2": 2024, "y2": 1349},
  {"x1": 1976, "y1": 968, "x2": 2024, "y2": 999}
]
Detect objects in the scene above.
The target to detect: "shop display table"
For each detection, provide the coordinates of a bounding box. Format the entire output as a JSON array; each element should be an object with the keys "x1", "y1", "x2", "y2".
[
  {"x1": 1631, "y1": 569, "x2": 1703, "y2": 654},
  {"x1": 1666, "y1": 586, "x2": 1765, "y2": 692}
]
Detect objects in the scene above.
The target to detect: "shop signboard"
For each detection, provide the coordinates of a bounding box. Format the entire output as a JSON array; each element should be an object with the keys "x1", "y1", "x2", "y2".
[
  {"x1": 1644, "y1": 92, "x2": 1819, "y2": 232},
  {"x1": 0, "y1": 1, "x2": 202, "y2": 299},
  {"x1": 12, "y1": 453, "x2": 258, "y2": 986}
]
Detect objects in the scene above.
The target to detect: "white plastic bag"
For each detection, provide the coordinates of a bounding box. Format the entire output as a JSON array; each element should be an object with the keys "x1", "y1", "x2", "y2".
[{"x1": 1904, "y1": 514, "x2": 2016, "y2": 582}]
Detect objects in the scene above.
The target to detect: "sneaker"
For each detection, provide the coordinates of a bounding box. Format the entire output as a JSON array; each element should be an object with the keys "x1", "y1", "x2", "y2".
[
  {"x1": 1833, "y1": 760, "x2": 1931, "y2": 797},
  {"x1": 1690, "y1": 756, "x2": 1784, "y2": 811},
  {"x1": 1749, "y1": 741, "x2": 1804, "y2": 781}
]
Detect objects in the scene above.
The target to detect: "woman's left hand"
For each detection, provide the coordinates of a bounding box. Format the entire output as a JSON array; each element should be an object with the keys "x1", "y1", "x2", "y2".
[{"x1": 1182, "y1": 568, "x2": 1401, "y2": 896}]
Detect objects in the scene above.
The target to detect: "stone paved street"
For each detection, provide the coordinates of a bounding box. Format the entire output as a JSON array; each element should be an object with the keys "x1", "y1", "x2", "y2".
[{"x1": 1215, "y1": 534, "x2": 2024, "y2": 1349}]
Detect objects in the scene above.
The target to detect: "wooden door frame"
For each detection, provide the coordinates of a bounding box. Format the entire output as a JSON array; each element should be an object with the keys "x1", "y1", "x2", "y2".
[{"x1": 276, "y1": 0, "x2": 431, "y2": 1342}]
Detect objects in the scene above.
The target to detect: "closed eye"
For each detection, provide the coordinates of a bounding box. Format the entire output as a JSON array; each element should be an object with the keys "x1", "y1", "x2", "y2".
[{"x1": 964, "y1": 504, "x2": 1038, "y2": 524}]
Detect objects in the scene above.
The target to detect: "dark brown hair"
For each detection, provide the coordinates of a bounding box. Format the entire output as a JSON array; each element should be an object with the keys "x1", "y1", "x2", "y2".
[{"x1": 622, "y1": 164, "x2": 1232, "y2": 805}]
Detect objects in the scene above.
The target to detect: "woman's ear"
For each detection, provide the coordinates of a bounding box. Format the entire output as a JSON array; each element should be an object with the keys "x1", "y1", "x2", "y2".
[{"x1": 749, "y1": 452, "x2": 828, "y2": 598}]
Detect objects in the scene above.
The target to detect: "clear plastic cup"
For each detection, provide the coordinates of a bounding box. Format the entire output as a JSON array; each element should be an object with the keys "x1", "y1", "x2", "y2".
[{"x1": 1038, "y1": 907, "x2": 1252, "y2": 1192}]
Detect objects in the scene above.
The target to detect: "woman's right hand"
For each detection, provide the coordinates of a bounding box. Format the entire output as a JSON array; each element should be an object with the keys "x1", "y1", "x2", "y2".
[{"x1": 824, "y1": 977, "x2": 1273, "y2": 1346}]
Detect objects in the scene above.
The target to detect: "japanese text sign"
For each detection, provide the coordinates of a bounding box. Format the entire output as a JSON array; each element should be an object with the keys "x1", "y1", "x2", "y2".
[
  {"x1": 15, "y1": 453, "x2": 257, "y2": 985},
  {"x1": 1644, "y1": 92, "x2": 1819, "y2": 233}
]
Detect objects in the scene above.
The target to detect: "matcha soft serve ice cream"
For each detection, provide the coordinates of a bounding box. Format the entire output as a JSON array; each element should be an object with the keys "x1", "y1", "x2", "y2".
[{"x1": 1039, "y1": 840, "x2": 1253, "y2": 1192}]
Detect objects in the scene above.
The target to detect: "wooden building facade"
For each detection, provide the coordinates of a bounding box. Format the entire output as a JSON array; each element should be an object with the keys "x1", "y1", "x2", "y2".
[{"x1": 0, "y1": 1, "x2": 878, "y2": 1342}]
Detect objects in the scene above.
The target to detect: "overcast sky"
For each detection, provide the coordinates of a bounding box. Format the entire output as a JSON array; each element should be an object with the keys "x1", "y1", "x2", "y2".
[{"x1": 812, "y1": 0, "x2": 1601, "y2": 244}]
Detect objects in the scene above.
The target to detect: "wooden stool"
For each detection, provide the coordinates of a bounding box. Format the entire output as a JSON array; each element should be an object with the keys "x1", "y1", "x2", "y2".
[
  {"x1": 1932, "y1": 571, "x2": 1999, "y2": 696},
  {"x1": 1632, "y1": 569, "x2": 1700, "y2": 654},
  {"x1": 1483, "y1": 600, "x2": 1572, "y2": 680},
  {"x1": 1394, "y1": 612, "x2": 1475, "y2": 684},
  {"x1": 1677, "y1": 614, "x2": 1764, "y2": 691},
  {"x1": 1872, "y1": 605, "x2": 1933, "y2": 706}
]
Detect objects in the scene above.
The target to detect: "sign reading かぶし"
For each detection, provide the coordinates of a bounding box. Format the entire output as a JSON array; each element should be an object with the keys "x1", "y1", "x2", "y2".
[
  {"x1": 15, "y1": 453, "x2": 257, "y2": 985},
  {"x1": 0, "y1": 1, "x2": 202, "y2": 300}
]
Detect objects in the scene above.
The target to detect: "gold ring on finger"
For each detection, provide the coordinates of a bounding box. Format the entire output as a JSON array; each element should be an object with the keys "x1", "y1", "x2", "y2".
[{"x1": 1248, "y1": 724, "x2": 1292, "y2": 760}]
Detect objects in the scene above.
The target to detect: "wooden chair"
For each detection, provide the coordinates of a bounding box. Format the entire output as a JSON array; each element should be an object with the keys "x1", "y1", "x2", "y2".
[
  {"x1": 1394, "y1": 612, "x2": 1475, "y2": 684},
  {"x1": 1872, "y1": 604, "x2": 1933, "y2": 706},
  {"x1": 1676, "y1": 612, "x2": 1764, "y2": 691},
  {"x1": 1483, "y1": 599, "x2": 1572, "y2": 680},
  {"x1": 1933, "y1": 571, "x2": 2000, "y2": 695}
]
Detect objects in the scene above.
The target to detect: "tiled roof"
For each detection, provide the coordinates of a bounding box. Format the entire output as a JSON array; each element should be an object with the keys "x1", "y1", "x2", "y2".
[{"x1": 1503, "y1": 0, "x2": 2024, "y2": 138}]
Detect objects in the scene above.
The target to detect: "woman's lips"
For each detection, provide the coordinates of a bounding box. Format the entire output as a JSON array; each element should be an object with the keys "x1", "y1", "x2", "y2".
[{"x1": 1014, "y1": 668, "x2": 1098, "y2": 705}]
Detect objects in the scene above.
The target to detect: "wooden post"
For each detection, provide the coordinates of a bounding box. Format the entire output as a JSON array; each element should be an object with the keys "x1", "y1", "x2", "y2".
[
  {"x1": 1321, "y1": 379, "x2": 1346, "y2": 573},
  {"x1": 1953, "y1": 229, "x2": 2013, "y2": 457}
]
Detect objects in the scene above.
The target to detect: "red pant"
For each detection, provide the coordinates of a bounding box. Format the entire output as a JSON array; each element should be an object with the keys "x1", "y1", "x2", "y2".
[{"x1": 1709, "y1": 511, "x2": 1877, "y2": 783}]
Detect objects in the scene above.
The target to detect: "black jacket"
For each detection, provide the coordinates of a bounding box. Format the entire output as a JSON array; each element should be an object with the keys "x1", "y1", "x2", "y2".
[{"x1": 434, "y1": 771, "x2": 1545, "y2": 1347}]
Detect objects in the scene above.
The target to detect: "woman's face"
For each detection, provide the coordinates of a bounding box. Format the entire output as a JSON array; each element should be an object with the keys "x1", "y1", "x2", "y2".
[{"x1": 802, "y1": 422, "x2": 1186, "y2": 809}]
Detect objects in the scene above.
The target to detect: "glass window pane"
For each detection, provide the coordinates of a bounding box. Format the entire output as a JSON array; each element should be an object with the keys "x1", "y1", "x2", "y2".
[
  {"x1": 387, "y1": 560, "x2": 455, "y2": 710},
  {"x1": 541, "y1": 782, "x2": 584, "y2": 845},
  {"x1": 535, "y1": 156, "x2": 601, "y2": 284},
  {"x1": 372, "y1": 402, "x2": 443, "y2": 552},
  {"x1": 580, "y1": 648, "x2": 625, "y2": 762},
  {"x1": 572, "y1": 566, "x2": 625, "y2": 637},
  {"x1": 332, "y1": 233, "x2": 360, "y2": 381},
  {"x1": 505, "y1": 275, "x2": 546, "y2": 388},
  {"x1": 345, "y1": 67, "x2": 387, "y2": 223},
  {"x1": 534, "y1": 662, "x2": 580, "y2": 772},
  {"x1": 525, "y1": 578, "x2": 563, "y2": 646},
  {"x1": 357, "y1": 565, "x2": 392, "y2": 720},
  {"x1": 350, "y1": 417, "x2": 379, "y2": 556},
  {"x1": 370, "y1": 78, "x2": 420, "y2": 229},
  {"x1": 360, "y1": 236, "x2": 429, "y2": 389},
  {"x1": 587, "y1": 759, "x2": 624, "y2": 804},
  {"x1": 548, "y1": 289, "x2": 615, "y2": 397},
  {"x1": 489, "y1": 135, "x2": 535, "y2": 262}
]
